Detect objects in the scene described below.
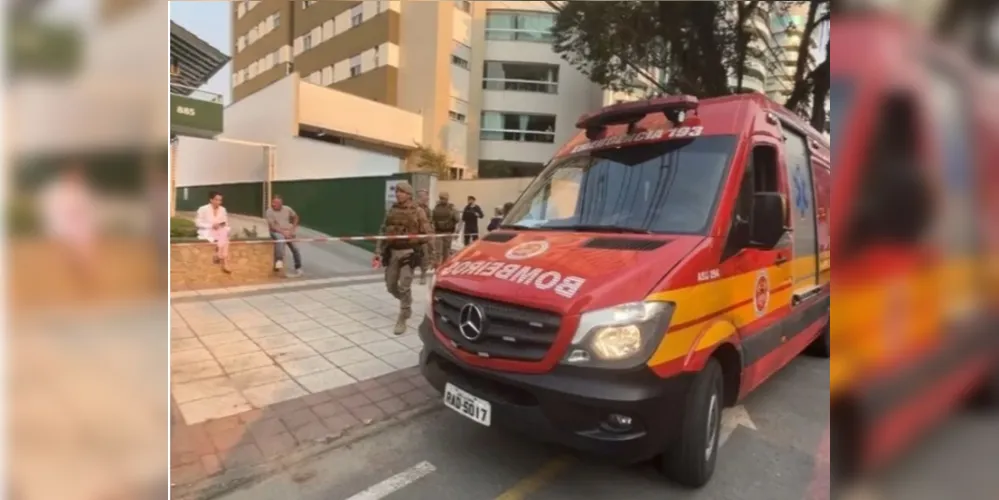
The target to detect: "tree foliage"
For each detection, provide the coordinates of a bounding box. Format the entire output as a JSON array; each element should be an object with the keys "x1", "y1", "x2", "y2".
[
  {"x1": 411, "y1": 143, "x2": 454, "y2": 180},
  {"x1": 548, "y1": 0, "x2": 831, "y2": 130},
  {"x1": 550, "y1": 1, "x2": 736, "y2": 96}
]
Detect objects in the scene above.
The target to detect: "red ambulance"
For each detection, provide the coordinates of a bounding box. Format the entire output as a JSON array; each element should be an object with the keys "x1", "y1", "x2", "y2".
[{"x1": 419, "y1": 92, "x2": 831, "y2": 487}]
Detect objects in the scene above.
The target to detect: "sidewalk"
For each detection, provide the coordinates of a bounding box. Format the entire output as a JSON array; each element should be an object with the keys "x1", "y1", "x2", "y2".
[{"x1": 170, "y1": 274, "x2": 440, "y2": 493}]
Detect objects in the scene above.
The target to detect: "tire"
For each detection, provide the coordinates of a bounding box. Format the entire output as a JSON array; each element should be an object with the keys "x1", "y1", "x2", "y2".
[
  {"x1": 805, "y1": 317, "x2": 831, "y2": 358},
  {"x1": 659, "y1": 358, "x2": 724, "y2": 488}
]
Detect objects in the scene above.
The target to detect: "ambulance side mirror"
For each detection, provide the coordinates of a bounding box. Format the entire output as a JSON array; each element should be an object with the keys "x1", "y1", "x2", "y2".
[{"x1": 750, "y1": 193, "x2": 786, "y2": 249}]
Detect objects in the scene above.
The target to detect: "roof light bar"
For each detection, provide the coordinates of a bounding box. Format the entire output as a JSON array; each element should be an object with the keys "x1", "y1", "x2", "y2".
[{"x1": 576, "y1": 95, "x2": 700, "y2": 140}]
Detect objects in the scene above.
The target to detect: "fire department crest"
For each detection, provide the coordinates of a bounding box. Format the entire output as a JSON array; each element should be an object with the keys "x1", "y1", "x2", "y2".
[
  {"x1": 753, "y1": 271, "x2": 770, "y2": 317},
  {"x1": 504, "y1": 240, "x2": 549, "y2": 260}
]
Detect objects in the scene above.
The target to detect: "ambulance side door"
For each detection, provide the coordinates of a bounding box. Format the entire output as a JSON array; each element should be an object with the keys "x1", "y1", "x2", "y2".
[{"x1": 721, "y1": 140, "x2": 793, "y2": 388}]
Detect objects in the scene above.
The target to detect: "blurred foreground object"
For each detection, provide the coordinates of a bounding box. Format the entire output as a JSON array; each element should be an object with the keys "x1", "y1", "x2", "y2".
[
  {"x1": 7, "y1": 0, "x2": 168, "y2": 499},
  {"x1": 830, "y1": 4, "x2": 999, "y2": 498}
]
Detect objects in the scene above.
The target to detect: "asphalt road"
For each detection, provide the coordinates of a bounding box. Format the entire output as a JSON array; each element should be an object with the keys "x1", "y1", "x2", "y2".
[{"x1": 219, "y1": 355, "x2": 830, "y2": 500}]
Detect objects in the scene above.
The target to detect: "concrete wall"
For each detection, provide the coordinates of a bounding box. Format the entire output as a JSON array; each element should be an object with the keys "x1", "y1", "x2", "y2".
[
  {"x1": 297, "y1": 80, "x2": 422, "y2": 150},
  {"x1": 174, "y1": 136, "x2": 267, "y2": 187},
  {"x1": 437, "y1": 177, "x2": 535, "y2": 216},
  {"x1": 398, "y1": 1, "x2": 452, "y2": 155},
  {"x1": 176, "y1": 73, "x2": 417, "y2": 187},
  {"x1": 277, "y1": 137, "x2": 402, "y2": 180}
]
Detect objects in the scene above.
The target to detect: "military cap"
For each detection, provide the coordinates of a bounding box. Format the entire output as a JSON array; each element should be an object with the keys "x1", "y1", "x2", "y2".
[
  {"x1": 439, "y1": 191, "x2": 450, "y2": 199},
  {"x1": 395, "y1": 181, "x2": 414, "y2": 195}
]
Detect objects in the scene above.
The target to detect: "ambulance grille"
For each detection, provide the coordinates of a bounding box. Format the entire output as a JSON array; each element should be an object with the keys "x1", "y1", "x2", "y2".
[{"x1": 431, "y1": 288, "x2": 561, "y2": 362}]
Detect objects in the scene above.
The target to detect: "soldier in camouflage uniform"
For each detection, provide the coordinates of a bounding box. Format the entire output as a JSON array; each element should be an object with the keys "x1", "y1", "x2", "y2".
[
  {"x1": 415, "y1": 189, "x2": 434, "y2": 285},
  {"x1": 431, "y1": 192, "x2": 460, "y2": 265},
  {"x1": 373, "y1": 182, "x2": 434, "y2": 335}
]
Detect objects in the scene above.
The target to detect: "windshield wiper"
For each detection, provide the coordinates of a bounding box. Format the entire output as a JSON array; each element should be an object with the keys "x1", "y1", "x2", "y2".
[{"x1": 551, "y1": 224, "x2": 652, "y2": 234}]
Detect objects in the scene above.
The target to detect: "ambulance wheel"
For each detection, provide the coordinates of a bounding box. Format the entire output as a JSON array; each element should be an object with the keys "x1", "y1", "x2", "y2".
[
  {"x1": 805, "y1": 318, "x2": 830, "y2": 358},
  {"x1": 658, "y1": 358, "x2": 723, "y2": 488}
]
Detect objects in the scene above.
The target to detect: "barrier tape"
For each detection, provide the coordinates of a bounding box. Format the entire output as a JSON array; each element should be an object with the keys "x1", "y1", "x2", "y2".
[{"x1": 170, "y1": 233, "x2": 465, "y2": 247}]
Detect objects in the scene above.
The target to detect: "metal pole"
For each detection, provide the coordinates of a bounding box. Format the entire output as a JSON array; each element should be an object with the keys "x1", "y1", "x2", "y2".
[
  {"x1": 267, "y1": 145, "x2": 275, "y2": 212},
  {"x1": 212, "y1": 137, "x2": 277, "y2": 216}
]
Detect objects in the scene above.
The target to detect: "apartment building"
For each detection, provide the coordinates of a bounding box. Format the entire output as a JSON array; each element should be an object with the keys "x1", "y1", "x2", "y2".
[
  {"x1": 230, "y1": 0, "x2": 623, "y2": 179},
  {"x1": 718, "y1": 2, "x2": 820, "y2": 102},
  {"x1": 768, "y1": 2, "x2": 821, "y2": 103}
]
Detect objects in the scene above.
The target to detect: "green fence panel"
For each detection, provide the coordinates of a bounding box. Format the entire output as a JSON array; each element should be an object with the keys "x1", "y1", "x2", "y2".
[
  {"x1": 175, "y1": 182, "x2": 264, "y2": 217},
  {"x1": 273, "y1": 176, "x2": 399, "y2": 252}
]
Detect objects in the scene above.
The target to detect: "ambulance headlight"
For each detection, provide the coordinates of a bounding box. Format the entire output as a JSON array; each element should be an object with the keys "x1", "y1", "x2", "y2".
[{"x1": 561, "y1": 301, "x2": 674, "y2": 369}]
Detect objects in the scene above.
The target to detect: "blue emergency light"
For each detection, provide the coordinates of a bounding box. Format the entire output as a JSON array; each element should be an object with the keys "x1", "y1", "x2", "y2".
[{"x1": 576, "y1": 95, "x2": 700, "y2": 140}]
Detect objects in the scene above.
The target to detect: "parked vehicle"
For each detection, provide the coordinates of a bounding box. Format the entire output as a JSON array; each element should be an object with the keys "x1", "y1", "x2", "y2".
[{"x1": 419, "y1": 91, "x2": 831, "y2": 487}]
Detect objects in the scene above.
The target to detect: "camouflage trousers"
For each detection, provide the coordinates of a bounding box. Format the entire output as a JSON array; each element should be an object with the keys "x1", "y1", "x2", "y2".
[
  {"x1": 385, "y1": 248, "x2": 415, "y2": 315},
  {"x1": 433, "y1": 234, "x2": 454, "y2": 267},
  {"x1": 416, "y1": 242, "x2": 435, "y2": 281}
]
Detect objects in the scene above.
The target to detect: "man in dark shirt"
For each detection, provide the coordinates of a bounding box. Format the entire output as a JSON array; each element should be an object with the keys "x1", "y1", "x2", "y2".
[{"x1": 462, "y1": 196, "x2": 484, "y2": 246}]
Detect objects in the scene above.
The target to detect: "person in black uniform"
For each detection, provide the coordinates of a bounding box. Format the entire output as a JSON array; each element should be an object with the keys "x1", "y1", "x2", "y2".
[{"x1": 462, "y1": 195, "x2": 484, "y2": 246}]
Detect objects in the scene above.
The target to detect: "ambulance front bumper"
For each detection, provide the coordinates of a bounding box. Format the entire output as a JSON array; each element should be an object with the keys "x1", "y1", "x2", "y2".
[{"x1": 418, "y1": 319, "x2": 694, "y2": 463}]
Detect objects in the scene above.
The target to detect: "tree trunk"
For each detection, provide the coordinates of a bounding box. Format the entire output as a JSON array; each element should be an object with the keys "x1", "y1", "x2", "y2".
[
  {"x1": 734, "y1": 2, "x2": 761, "y2": 93},
  {"x1": 809, "y1": 42, "x2": 830, "y2": 131}
]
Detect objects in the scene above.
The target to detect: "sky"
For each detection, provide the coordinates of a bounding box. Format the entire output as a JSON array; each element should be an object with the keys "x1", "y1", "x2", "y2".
[{"x1": 170, "y1": 1, "x2": 232, "y2": 104}]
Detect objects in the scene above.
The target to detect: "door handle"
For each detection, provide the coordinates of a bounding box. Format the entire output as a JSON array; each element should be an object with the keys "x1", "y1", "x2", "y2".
[{"x1": 775, "y1": 255, "x2": 788, "y2": 265}]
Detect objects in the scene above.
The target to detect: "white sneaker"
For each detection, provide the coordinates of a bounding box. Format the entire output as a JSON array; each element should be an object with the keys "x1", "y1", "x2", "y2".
[
  {"x1": 291, "y1": 269, "x2": 303, "y2": 277},
  {"x1": 275, "y1": 260, "x2": 284, "y2": 270}
]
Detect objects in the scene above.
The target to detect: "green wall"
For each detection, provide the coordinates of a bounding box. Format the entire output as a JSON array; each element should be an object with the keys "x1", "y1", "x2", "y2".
[
  {"x1": 175, "y1": 182, "x2": 264, "y2": 217},
  {"x1": 175, "y1": 175, "x2": 411, "y2": 251},
  {"x1": 272, "y1": 175, "x2": 400, "y2": 251}
]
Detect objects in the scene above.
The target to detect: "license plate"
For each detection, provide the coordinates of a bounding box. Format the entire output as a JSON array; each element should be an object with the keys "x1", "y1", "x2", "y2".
[{"x1": 443, "y1": 383, "x2": 491, "y2": 426}]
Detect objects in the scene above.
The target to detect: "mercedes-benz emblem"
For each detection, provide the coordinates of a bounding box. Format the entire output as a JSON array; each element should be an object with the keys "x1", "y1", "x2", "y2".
[{"x1": 458, "y1": 303, "x2": 485, "y2": 341}]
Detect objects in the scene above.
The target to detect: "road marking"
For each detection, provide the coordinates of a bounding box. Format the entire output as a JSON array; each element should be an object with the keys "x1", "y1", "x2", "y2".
[
  {"x1": 494, "y1": 455, "x2": 575, "y2": 500},
  {"x1": 344, "y1": 461, "x2": 436, "y2": 500},
  {"x1": 719, "y1": 405, "x2": 758, "y2": 448}
]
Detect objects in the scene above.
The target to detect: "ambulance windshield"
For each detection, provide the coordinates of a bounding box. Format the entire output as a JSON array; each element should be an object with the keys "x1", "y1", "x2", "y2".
[{"x1": 503, "y1": 135, "x2": 737, "y2": 235}]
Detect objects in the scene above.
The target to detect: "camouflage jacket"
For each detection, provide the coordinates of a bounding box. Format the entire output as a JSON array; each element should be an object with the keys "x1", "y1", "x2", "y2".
[
  {"x1": 431, "y1": 201, "x2": 459, "y2": 232},
  {"x1": 375, "y1": 199, "x2": 434, "y2": 254}
]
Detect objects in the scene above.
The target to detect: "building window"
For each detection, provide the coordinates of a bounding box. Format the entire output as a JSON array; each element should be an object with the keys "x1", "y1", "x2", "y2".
[
  {"x1": 485, "y1": 10, "x2": 556, "y2": 43},
  {"x1": 302, "y1": 0, "x2": 316, "y2": 8},
  {"x1": 248, "y1": 61, "x2": 258, "y2": 78},
  {"x1": 373, "y1": 46, "x2": 380, "y2": 66},
  {"x1": 303, "y1": 33, "x2": 312, "y2": 50},
  {"x1": 170, "y1": 55, "x2": 180, "y2": 77},
  {"x1": 351, "y1": 4, "x2": 363, "y2": 26},
  {"x1": 455, "y1": 1, "x2": 471, "y2": 13},
  {"x1": 480, "y1": 112, "x2": 556, "y2": 143},
  {"x1": 451, "y1": 54, "x2": 469, "y2": 70},
  {"x1": 449, "y1": 111, "x2": 467, "y2": 123},
  {"x1": 449, "y1": 167, "x2": 465, "y2": 180},
  {"x1": 350, "y1": 55, "x2": 362, "y2": 77},
  {"x1": 483, "y1": 61, "x2": 559, "y2": 93},
  {"x1": 273, "y1": 12, "x2": 280, "y2": 28},
  {"x1": 237, "y1": 35, "x2": 246, "y2": 52},
  {"x1": 248, "y1": 26, "x2": 258, "y2": 43}
]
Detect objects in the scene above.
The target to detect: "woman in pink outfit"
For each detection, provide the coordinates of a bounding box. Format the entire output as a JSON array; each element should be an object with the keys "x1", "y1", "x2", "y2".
[{"x1": 195, "y1": 191, "x2": 231, "y2": 273}]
